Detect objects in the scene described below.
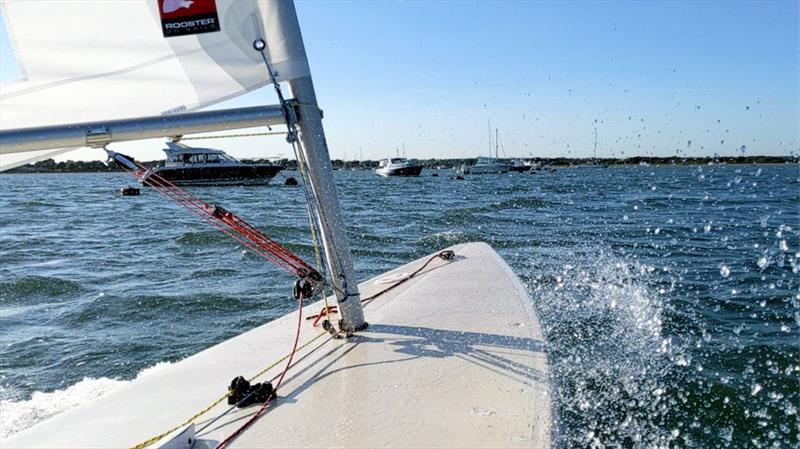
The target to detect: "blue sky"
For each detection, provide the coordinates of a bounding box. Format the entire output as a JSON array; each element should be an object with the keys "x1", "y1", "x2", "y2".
[{"x1": 1, "y1": 1, "x2": 797, "y2": 161}]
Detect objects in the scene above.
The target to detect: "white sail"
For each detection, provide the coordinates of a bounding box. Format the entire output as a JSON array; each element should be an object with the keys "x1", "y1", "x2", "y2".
[{"x1": 0, "y1": 0, "x2": 309, "y2": 171}]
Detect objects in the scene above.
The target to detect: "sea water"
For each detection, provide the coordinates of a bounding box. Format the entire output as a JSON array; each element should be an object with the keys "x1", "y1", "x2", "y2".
[{"x1": 0, "y1": 165, "x2": 797, "y2": 448}]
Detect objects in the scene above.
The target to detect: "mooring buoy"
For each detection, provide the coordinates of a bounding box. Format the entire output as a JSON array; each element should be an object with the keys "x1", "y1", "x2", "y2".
[{"x1": 120, "y1": 186, "x2": 140, "y2": 196}]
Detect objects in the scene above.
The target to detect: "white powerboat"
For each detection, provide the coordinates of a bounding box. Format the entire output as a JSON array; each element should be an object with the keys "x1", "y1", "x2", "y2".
[{"x1": 375, "y1": 158, "x2": 423, "y2": 177}]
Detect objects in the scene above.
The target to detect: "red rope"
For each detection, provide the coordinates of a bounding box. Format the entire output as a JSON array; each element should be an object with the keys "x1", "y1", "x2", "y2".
[
  {"x1": 132, "y1": 169, "x2": 297, "y2": 272},
  {"x1": 213, "y1": 292, "x2": 305, "y2": 449},
  {"x1": 117, "y1": 160, "x2": 316, "y2": 279}
]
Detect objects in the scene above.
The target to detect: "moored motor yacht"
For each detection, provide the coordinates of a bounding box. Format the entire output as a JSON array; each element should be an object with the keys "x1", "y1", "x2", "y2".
[
  {"x1": 374, "y1": 158, "x2": 423, "y2": 177},
  {"x1": 141, "y1": 142, "x2": 282, "y2": 186},
  {"x1": 510, "y1": 159, "x2": 532, "y2": 172}
]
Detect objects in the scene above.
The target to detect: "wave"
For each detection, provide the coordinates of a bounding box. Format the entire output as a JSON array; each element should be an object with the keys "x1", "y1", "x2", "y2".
[
  {"x1": 8, "y1": 200, "x2": 66, "y2": 209},
  {"x1": 0, "y1": 276, "x2": 81, "y2": 302},
  {"x1": 418, "y1": 230, "x2": 483, "y2": 248},
  {"x1": 433, "y1": 196, "x2": 553, "y2": 226},
  {"x1": 486, "y1": 196, "x2": 553, "y2": 210},
  {"x1": 174, "y1": 231, "x2": 226, "y2": 246},
  {"x1": 0, "y1": 361, "x2": 172, "y2": 439}
]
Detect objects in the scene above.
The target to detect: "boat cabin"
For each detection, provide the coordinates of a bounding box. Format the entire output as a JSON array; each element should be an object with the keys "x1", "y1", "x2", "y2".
[
  {"x1": 475, "y1": 156, "x2": 498, "y2": 165},
  {"x1": 163, "y1": 142, "x2": 242, "y2": 166},
  {"x1": 377, "y1": 158, "x2": 410, "y2": 168}
]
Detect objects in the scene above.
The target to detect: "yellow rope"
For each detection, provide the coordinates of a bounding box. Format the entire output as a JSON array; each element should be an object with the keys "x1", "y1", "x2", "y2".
[{"x1": 129, "y1": 330, "x2": 329, "y2": 449}]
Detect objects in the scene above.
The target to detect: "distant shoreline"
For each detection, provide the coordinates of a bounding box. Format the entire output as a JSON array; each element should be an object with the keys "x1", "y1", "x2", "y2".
[{"x1": 4, "y1": 156, "x2": 797, "y2": 173}]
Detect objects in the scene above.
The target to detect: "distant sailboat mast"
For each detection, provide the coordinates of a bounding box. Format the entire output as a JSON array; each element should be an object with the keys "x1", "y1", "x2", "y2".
[
  {"x1": 488, "y1": 119, "x2": 492, "y2": 158},
  {"x1": 495, "y1": 128, "x2": 499, "y2": 159}
]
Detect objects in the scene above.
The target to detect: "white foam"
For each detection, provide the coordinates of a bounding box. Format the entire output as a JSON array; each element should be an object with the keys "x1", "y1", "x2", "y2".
[
  {"x1": 0, "y1": 377, "x2": 126, "y2": 438},
  {"x1": 0, "y1": 361, "x2": 174, "y2": 438},
  {"x1": 526, "y1": 251, "x2": 686, "y2": 447}
]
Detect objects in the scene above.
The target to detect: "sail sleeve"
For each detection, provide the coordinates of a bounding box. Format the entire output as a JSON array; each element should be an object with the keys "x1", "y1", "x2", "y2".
[{"x1": 0, "y1": 0, "x2": 309, "y2": 171}]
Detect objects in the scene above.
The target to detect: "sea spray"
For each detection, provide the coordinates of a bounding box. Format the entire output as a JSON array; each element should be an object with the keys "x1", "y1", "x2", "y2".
[
  {"x1": 526, "y1": 251, "x2": 687, "y2": 448},
  {"x1": 0, "y1": 362, "x2": 173, "y2": 438}
]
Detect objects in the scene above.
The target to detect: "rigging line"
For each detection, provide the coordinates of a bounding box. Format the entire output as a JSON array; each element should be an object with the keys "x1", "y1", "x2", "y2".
[
  {"x1": 213, "y1": 291, "x2": 306, "y2": 449},
  {"x1": 132, "y1": 161, "x2": 313, "y2": 272},
  {"x1": 131, "y1": 251, "x2": 453, "y2": 449},
  {"x1": 252, "y1": 39, "x2": 341, "y2": 304},
  {"x1": 117, "y1": 166, "x2": 296, "y2": 273},
  {"x1": 361, "y1": 251, "x2": 455, "y2": 306},
  {"x1": 294, "y1": 139, "x2": 337, "y2": 326},
  {"x1": 252, "y1": 42, "x2": 337, "y2": 278},
  {"x1": 129, "y1": 327, "x2": 332, "y2": 449},
  {"x1": 140, "y1": 173, "x2": 298, "y2": 273},
  {"x1": 116, "y1": 159, "x2": 309, "y2": 275},
  {"x1": 287, "y1": 133, "x2": 348, "y2": 299},
  {"x1": 179, "y1": 131, "x2": 288, "y2": 140}
]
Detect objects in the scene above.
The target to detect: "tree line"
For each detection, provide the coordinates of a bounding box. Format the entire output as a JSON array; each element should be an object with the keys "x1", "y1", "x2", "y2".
[{"x1": 5, "y1": 155, "x2": 796, "y2": 173}]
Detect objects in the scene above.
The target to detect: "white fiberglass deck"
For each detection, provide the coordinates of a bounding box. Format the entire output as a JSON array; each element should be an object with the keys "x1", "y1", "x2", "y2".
[{"x1": 4, "y1": 242, "x2": 551, "y2": 448}]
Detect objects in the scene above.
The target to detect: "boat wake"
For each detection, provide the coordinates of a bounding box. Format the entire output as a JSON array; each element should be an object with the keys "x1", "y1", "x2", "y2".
[
  {"x1": 0, "y1": 362, "x2": 173, "y2": 438},
  {"x1": 525, "y1": 250, "x2": 687, "y2": 448}
]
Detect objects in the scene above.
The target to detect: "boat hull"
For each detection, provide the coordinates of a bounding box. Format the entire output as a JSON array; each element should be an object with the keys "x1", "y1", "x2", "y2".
[
  {"x1": 4, "y1": 242, "x2": 551, "y2": 449},
  {"x1": 509, "y1": 165, "x2": 531, "y2": 172},
  {"x1": 141, "y1": 164, "x2": 282, "y2": 186},
  {"x1": 375, "y1": 165, "x2": 423, "y2": 177}
]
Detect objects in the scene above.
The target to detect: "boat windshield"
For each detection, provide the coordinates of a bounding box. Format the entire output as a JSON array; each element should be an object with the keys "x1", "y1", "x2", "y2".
[
  {"x1": 168, "y1": 152, "x2": 238, "y2": 165},
  {"x1": 476, "y1": 157, "x2": 496, "y2": 164},
  {"x1": 390, "y1": 158, "x2": 405, "y2": 164}
]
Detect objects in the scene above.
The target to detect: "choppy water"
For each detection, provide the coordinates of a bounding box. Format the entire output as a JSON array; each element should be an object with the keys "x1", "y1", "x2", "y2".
[{"x1": 1, "y1": 165, "x2": 798, "y2": 448}]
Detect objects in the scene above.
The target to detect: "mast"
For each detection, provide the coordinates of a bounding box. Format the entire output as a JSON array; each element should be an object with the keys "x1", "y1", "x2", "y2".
[
  {"x1": 593, "y1": 126, "x2": 598, "y2": 160},
  {"x1": 487, "y1": 119, "x2": 492, "y2": 157},
  {"x1": 280, "y1": 1, "x2": 366, "y2": 331},
  {"x1": 495, "y1": 128, "x2": 499, "y2": 159},
  {"x1": 289, "y1": 75, "x2": 365, "y2": 331}
]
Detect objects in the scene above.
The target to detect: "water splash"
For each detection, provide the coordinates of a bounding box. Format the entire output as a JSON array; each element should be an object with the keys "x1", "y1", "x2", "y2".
[
  {"x1": 0, "y1": 362, "x2": 173, "y2": 438},
  {"x1": 526, "y1": 251, "x2": 687, "y2": 448}
]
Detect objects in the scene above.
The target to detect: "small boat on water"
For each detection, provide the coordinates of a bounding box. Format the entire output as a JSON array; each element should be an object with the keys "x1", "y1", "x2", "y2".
[
  {"x1": 141, "y1": 142, "x2": 282, "y2": 186},
  {"x1": 459, "y1": 156, "x2": 511, "y2": 174},
  {"x1": 375, "y1": 157, "x2": 423, "y2": 177},
  {"x1": 510, "y1": 159, "x2": 535, "y2": 172},
  {"x1": 459, "y1": 126, "x2": 511, "y2": 175}
]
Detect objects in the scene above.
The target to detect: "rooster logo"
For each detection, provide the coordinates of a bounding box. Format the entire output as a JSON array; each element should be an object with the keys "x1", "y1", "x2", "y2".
[{"x1": 162, "y1": 0, "x2": 194, "y2": 14}]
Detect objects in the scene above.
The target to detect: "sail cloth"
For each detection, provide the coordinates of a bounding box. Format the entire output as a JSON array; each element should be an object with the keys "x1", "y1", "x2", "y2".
[{"x1": 0, "y1": 0, "x2": 310, "y2": 171}]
